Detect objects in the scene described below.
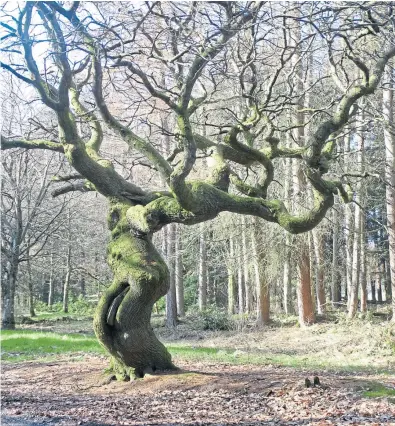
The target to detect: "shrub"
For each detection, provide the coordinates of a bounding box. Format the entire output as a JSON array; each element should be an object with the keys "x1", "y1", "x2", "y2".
[
  {"x1": 191, "y1": 306, "x2": 233, "y2": 331},
  {"x1": 34, "y1": 296, "x2": 96, "y2": 316},
  {"x1": 34, "y1": 300, "x2": 63, "y2": 313},
  {"x1": 68, "y1": 295, "x2": 96, "y2": 316}
]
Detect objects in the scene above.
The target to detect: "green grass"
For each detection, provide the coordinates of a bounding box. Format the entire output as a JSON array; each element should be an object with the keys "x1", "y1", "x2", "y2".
[
  {"x1": 2, "y1": 331, "x2": 315, "y2": 366},
  {"x1": 1, "y1": 330, "x2": 394, "y2": 376},
  {"x1": 33, "y1": 312, "x2": 73, "y2": 320},
  {"x1": 167, "y1": 344, "x2": 395, "y2": 374},
  {"x1": 363, "y1": 383, "x2": 395, "y2": 398},
  {"x1": 28, "y1": 311, "x2": 93, "y2": 321},
  {"x1": 1, "y1": 330, "x2": 104, "y2": 362}
]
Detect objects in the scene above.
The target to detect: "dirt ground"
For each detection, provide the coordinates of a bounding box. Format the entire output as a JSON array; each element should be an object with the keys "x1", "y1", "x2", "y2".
[{"x1": 2, "y1": 354, "x2": 395, "y2": 426}]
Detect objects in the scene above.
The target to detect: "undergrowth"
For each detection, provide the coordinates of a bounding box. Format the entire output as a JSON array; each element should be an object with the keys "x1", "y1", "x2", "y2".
[{"x1": 34, "y1": 296, "x2": 96, "y2": 317}]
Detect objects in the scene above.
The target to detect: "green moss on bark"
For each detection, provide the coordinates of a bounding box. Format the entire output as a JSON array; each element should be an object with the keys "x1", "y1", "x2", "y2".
[{"x1": 94, "y1": 201, "x2": 176, "y2": 378}]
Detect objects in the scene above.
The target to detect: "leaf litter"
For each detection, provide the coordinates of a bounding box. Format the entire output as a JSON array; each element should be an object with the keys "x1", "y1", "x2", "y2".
[{"x1": 2, "y1": 355, "x2": 395, "y2": 425}]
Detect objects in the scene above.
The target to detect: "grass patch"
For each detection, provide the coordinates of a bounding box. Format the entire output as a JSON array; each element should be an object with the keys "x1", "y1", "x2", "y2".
[
  {"x1": 363, "y1": 382, "x2": 395, "y2": 398},
  {"x1": 27, "y1": 311, "x2": 92, "y2": 322},
  {"x1": 168, "y1": 344, "x2": 395, "y2": 374},
  {"x1": 2, "y1": 329, "x2": 394, "y2": 376},
  {"x1": 1, "y1": 330, "x2": 103, "y2": 362}
]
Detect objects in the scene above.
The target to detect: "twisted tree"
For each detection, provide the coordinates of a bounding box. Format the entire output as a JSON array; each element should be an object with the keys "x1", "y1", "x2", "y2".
[{"x1": 1, "y1": 1, "x2": 394, "y2": 378}]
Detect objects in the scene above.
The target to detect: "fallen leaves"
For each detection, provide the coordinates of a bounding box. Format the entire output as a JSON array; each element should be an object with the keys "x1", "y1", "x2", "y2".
[{"x1": 1, "y1": 357, "x2": 395, "y2": 425}]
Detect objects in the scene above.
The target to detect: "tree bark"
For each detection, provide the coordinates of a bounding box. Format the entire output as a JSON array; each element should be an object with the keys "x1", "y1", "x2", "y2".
[
  {"x1": 1, "y1": 255, "x2": 18, "y2": 329},
  {"x1": 283, "y1": 120, "x2": 293, "y2": 315},
  {"x1": 283, "y1": 233, "x2": 293, "y2": 315},
  {"x1": 385, "y1": 259, "x2": 392, "y2": 301},
  {"x1": 297, "y1": 243, "x2": 315, "y2": 326},
  {"x1": 166, "y1": 223, "x2": 177, "y2": 327},
  {"x1": 241, "y1": 216, "x2": 252, "y2": 313},
  {"x1": 309, "y1": 233, "x2": 317, "y2": 314},
  {"x1": 27, "y1": 247, "x2": 35, "y2": 317},
  {"x1": 371, "y1": 276, "x2": 376, "y2": 303},
  {"x1": 80, "y1": 251, "x2": 86, "y2": 297},
  {"x1": 198, "y1": 225, "x2": 207, "y2": 311},
  {"x1": 312, "y1": 230, "x2": 326, "y2": 314},
  {"x1": 383, "y1": 65, "x2": 395, "y2": 319},
  {"x1": 344, "y1": 132, "x2": 354, "y2": 306},
  {"x1": 236, "y1": 236, "x2": 245, "y2": 315},
  {"x1": 48, "y1": 252, "x2": 54, "y2": 307},
  {"x1": 63, "y1": 208, "x2": 72, "y2": 313},
  {"x1": 348, "y1": 195, "x2": 361, "y2": 317},
  {"x1": 251, "y1": 219, "x2": 270, "y2": 326},
  {"x1": 331, "y1": 208, "x2": 341, "y2": 305},
  {"x1": 227, "y1": 236, "x2": 236, "y2": 314},
  {"x1": 63, "y1": 245, "x2": 72, "y2": 314},
  {"x1": 290, "y1": 10, "x2": 315, "y2": 326},
  {"x1": 175, "y1": 224, "x2": 185, "y2": 317},
  {"x1": 360, "y1": 208, "x2": 367, "y2": 313},
  {"x1": 348, "y1": 112, "x2": 364, "y2": 318},
  {"x1": 377, "y1": 268, "x2": 383, "y2": 303},
  {"x1": 94, "y1": 202, "x2": 175, "y2": 379}
]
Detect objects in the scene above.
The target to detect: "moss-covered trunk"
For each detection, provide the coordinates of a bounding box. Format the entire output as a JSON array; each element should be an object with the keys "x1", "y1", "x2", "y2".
[{"x1": 93, "y1": 202, "x2": 176, "y2": 379}]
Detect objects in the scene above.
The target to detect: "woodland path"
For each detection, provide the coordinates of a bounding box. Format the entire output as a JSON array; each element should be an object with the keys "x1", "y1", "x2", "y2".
[{"x1": 2, "y1": 356, "x2": 395, "y2": 426}]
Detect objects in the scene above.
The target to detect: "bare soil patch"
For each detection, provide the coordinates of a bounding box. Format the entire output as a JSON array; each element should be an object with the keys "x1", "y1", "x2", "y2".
[{"x1": 2, "y1": 355, "x2": 395, "y2": 426}]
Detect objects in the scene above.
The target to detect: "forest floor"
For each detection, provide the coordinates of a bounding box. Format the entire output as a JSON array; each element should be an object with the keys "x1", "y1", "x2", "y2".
[{"x1": 2, "y1": 313, "x2": 395, "y2": 425}]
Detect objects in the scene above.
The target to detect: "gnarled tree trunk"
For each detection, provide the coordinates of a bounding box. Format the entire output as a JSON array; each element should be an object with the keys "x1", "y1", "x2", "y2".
[{"x1": 93, "y1": 202, "x2": 175, "y2": 379}]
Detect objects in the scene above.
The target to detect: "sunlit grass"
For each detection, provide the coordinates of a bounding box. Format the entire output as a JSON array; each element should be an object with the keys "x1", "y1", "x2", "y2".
[
  {"x1": 363, "y1": 382, "x2": 395, "y2": 398},
  {"x1": 28, "y1": 311, "x2": 93, "y2": 321},
  {"x1": 1, "y1": 330, "x2": 394, "y2": 376},
  {"x1": 167, "y1": 344, "x2": 395, "y2": 374},
  {"x1": 1, "y1": 330, "x2": 104, "y2": 361}
]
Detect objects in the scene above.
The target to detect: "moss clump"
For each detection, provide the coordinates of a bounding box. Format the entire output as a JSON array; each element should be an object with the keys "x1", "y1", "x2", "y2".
[
  {"x1": 108, "y1": 201, "x2": 131, "y2": 237},
  {"x1": 109, "y1": 357, "x2": 136, "y2": 381}
]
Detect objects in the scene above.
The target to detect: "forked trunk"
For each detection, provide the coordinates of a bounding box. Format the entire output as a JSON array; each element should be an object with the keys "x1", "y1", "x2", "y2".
[{"x1": 94, "y1": 203, "x2": 175, "y2": 379}]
